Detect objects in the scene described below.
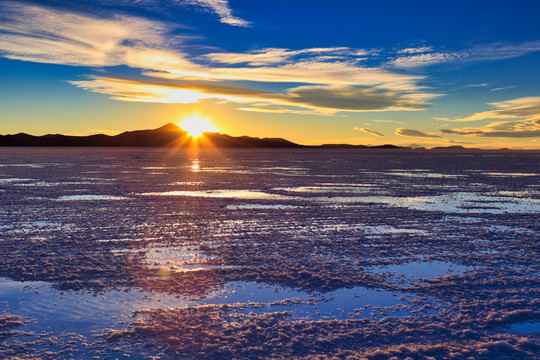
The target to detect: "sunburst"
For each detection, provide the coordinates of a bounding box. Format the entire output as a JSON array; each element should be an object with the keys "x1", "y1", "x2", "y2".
[{"x1": 178, "y1": 114, "x2": 217, "y2": 138}]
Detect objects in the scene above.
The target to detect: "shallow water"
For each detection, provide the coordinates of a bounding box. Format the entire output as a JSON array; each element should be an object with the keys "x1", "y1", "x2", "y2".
[{"x1": 0, "y1": 148, "x2": 538, "y2": 359}]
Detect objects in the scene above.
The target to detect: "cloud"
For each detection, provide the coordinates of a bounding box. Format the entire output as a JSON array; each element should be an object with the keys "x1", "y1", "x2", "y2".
[
  {"x1": 239, "y1": 107, "x2": 332, "y2": 116},
  {"x1": 354, "y1": 127, "x2": 385, "y2": 136},
  {"x1": 449, "y1": 97, "x2": 540, "y2": 122},
  {"x1": 442, "y1": 128, "x2": 540, "y2": 138},
  {"x1": 70, "y1": 76, "x2": 432, "y2": 114},
  {"x1": 390, "y1": 52, "x2": 458, "y2": 69},
  {"x1": 181, "y1": 0, "x2": 250, "y2": 26},
  {"x1": 444, "y1": 139, "x2": 475, "y2": 145},
  {"x1": 464, "y1": 83, "x2": 488, "y2": 88},
  {"x1": 0, "y1": 2, "x2": 438, "y2": 114},
  {"x1": 395, "y1": 128, "x2": 441, "y2": 138},
  {"x1": 0, "y1": 2, "x2": 191, "y2": 68},
  {"x1": 441, "y1": 96, "x2": 540, "y2": 138},
  {"x1": 202, "y1": 47, "x2": 352, "y2": 66},
  {"x1": 389, "y1": 41, "x2": 540, "y2": 69},
  {"x1": 285, "y1": 85, "x2": 430, "y2": 111},
  {"x1": 397, "y1": 46, "x2": 433, "y2": 54},
  {"x1": 490, "y1": 85, "x2": 516, "y2": 92}
]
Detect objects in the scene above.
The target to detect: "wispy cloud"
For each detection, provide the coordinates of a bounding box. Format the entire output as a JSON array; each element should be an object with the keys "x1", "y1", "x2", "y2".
[
  {"x1": 490, "y1": 85, "x2": 516, "y2": 92},
  {"x1": 441, "y1": 96, "x2": 540, "y2": 138},
  {"x1": 442, "y1": 126, "x2": 540, "y2": 138},
  {"x1": 239, "y1": 107, "x2": 332, "y2": 116},
  {"x1": 181, "y1": 0, "x2": 250, "y2": 27},
  {"x1": 390, "y1": 52, "x2": 458, "y2": 69},
  {"x1": 354, "y1": 127, "x2": 385, "y2": 136},
  {"x1": 395, "y1": 128, "x2": 441, "y2": 138},
  {"x1": 0, "y1": 2, "x2": 177, "y2": 67},
  {"x1": 444, "y1": 139, "x2": 475, "y2": 144},
  {"x1": 389, "y1": 41, "x2": 540, "y2": 69},
  {"x1": 397, "y1": 46, "x2": 433, "y2": 54},
  {"x1": 464, "y1": 83, "x2": 489, "y2": 88},
  {"x1": 202, "y1": 47, "x2": 352, "y2": 66}
]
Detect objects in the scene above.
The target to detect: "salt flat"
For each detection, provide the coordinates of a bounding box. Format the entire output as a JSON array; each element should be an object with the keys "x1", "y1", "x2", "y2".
[{"x1": 0, "y1": 148, "x2": 538, "y2": 359}]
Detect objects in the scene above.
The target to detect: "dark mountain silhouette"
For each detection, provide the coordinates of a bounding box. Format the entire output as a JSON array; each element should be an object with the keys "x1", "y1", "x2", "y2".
[
  {"x1": 0, "y1": 123, "x2": 442, "y2": 149},
  {"x1": 0, "y1": 123, "x2": 303, "y2": 148}
]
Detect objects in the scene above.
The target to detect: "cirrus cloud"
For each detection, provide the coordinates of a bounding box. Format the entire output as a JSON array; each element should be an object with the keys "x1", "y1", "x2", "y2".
[
  {"x1": 181, "y1": 0, "x2": 250, "y2": 27},
  {"x1": 389, "y1": 41, "x2": 540, "y2": 69},
  {"x1": 354, "y1": 127, "x2": 385, "y2": 136}
]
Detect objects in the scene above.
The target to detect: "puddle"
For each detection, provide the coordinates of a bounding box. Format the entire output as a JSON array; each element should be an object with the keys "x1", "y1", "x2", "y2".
[
  {"x1": 366, "y1": 260, "x2": 472, "y2": 285},
  {"x1": 203, "y1": 281, "x2": 422, "y2": 320},
  {"x1": 143, "y1": 246, "x2": 223, "y2": 272},
  {"x1": 511, "y1": 321, "x2": 539, "y2": 334},
  {"x1": 0, "y1": 278, "x2": 188, "y2": 335}
]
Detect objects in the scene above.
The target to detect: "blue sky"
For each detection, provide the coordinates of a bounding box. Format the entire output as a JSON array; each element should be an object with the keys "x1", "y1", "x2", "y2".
[{"x1": 1, "y1": 0, "x2": 540, "y2": 148}]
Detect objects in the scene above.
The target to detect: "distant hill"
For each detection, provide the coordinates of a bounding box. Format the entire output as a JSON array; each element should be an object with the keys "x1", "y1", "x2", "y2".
[{"x1": 430, "y1": 145, "x2": 481, "y2": 150}]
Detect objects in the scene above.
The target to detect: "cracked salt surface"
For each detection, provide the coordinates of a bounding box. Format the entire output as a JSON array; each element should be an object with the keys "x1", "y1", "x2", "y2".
[{"x1": 0, "y1": 148, "x2": 538, "y2": 359}]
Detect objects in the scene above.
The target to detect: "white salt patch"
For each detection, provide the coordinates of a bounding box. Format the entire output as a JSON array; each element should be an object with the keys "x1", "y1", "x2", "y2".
[
  {"x1": 227, "y1": 204, "x2": 300, "y2": 210},
  {"x1": 57, "y1": 195, "x2": 128, "y2": 201},
  {"x1": 141, "y1": 190, "x2": 298, "y2": 201},
  {"x1": 388, "y1": 170, "x2": 466, "y2": 178},
  {"x1": 363, "y1": 225, "x2": 429, "y2": 235},
  {"x1": 316, "y1": 192, "x2": 540, "y2": 214},
  {"x1": 274, "y1": 185, "x2": 375, "y2": 193},
  {"x1": 484, "y1": 172, "x2": 538, "y2": 177},
  {"x1": 0, "y1": 178, "x2": 34, "y2": 184}
]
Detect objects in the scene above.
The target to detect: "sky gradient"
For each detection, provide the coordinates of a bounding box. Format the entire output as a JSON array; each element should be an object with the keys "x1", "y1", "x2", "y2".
[{"x1": 1, "y1": 0, "x2": 540, "y2": 148}]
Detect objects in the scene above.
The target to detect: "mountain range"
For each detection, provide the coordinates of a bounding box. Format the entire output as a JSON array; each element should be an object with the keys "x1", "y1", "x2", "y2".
[{"x1": 0, "y1": 123, "x2": 470, "y2": 150}]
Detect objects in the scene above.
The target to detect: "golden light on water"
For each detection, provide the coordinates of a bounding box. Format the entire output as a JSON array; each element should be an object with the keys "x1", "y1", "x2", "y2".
[{"x1": 178, "y1": 114, "x2": 217, "y2": 138}]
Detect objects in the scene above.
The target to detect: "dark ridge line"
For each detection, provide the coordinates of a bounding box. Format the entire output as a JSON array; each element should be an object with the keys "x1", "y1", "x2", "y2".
[{"x1": 0, "y1": 123, "x2": 533, "y2": 150}]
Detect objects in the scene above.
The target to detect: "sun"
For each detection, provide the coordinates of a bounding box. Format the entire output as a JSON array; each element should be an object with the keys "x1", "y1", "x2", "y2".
[{"x1": 178, "y1": 114, "x2": 217, "y2": 138}]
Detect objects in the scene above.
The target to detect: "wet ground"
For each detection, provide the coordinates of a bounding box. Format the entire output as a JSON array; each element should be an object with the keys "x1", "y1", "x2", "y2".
[{"x1": 0, "y1": 147, "x2": 538, "y2": 359}]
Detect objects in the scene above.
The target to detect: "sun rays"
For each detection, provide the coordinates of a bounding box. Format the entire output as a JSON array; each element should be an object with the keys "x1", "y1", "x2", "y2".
[{"x1": 178, "y1": 114, "x2": 217, "y2": 138}]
